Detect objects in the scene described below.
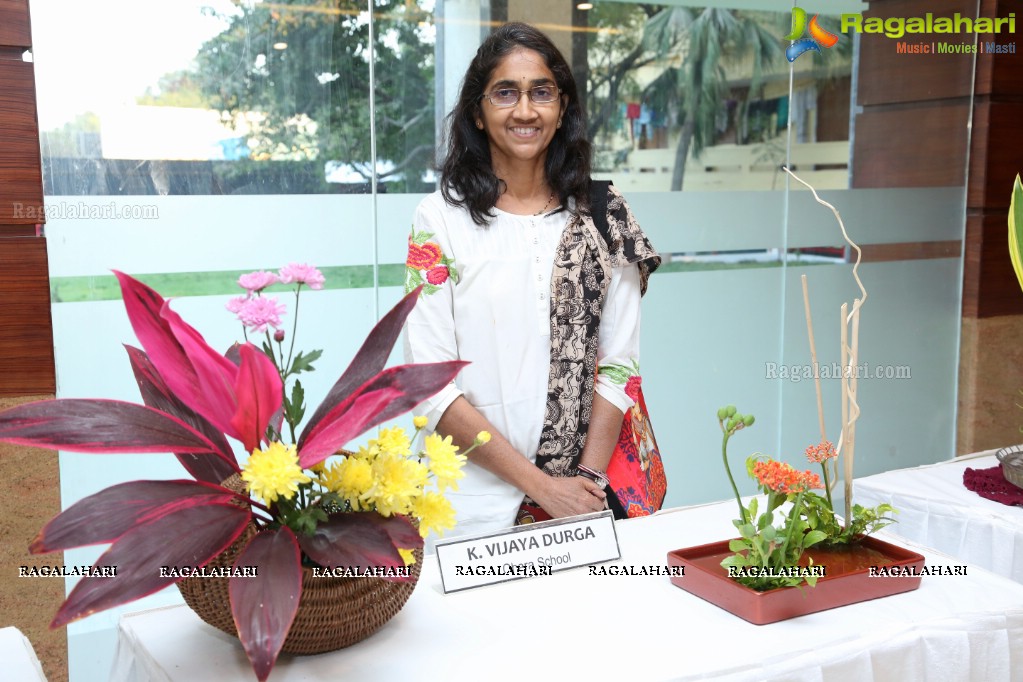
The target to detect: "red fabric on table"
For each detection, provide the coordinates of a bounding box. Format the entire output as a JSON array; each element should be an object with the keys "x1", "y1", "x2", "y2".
[{"x1": 963, "y1": 464, "x2": 1023, "y2": 506}]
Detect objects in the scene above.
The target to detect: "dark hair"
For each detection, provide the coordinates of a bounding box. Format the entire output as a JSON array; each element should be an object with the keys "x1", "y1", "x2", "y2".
[{"x1": 440, "y1": 22, "x2": 592, "y2": 225}]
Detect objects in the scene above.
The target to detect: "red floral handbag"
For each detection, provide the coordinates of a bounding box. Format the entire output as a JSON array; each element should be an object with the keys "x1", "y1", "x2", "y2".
[{"x1": 605, "y1": 383, "x2": 666, "y2": 518}]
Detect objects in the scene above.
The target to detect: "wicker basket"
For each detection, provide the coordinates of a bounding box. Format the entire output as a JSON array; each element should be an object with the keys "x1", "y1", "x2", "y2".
[
  {"x1": 996, "y1": 444, "x2": 1023, "y2": 490},
  {"x1": 177, "y1": 475, "x2": 423, "y2": 655}
]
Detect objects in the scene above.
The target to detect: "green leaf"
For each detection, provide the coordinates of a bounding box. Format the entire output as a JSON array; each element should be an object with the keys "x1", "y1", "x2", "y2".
[
  {"x1": 803, "y1": 530, "x2": 828, "y2": 547},
  {"x1": 290, "y1": 349, "x2": 323, "y2": 376},
  {"x1": 286, "y1": 381, "x2": 306, "y2": 424},
  {"x1": 728, "y1": 538, "x2": 748, "y2": 553},
  {"x1": 757, "y1": 511, "x2": 772, "y2": 531},
  {"x1": 760, "y1": 525, "x2": 776, "y2": 542},
  {"x1": 1009, "y1": 174, "x2": 1023, "y2": 293}
]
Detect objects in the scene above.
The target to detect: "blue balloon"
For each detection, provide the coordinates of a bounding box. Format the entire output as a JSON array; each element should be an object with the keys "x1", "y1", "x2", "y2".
[{"x1": 786, "y1": 38, "x2": 821, "y2": 63}]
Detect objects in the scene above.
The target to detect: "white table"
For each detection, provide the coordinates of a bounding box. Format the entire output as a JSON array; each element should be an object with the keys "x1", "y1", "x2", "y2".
[
  {"x1": 112, "y1": 499, "x2": 1023, "y2": 682},
  {"x1": 0, "y1": 626, "x2": 48, "y2": 681},
  {"x1": 856, "y1": 449, "x2": 1023, "y2": 584}
]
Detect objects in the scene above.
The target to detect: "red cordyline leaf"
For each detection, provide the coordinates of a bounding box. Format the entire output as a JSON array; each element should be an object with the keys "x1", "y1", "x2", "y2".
[
  {"x1": 230, "y1": 527, "x2": 302, "y2": 682},
  {"x1": 296, "y1": 513, "x2": 421, "y2": 582},
  {"x1": 114, "y1": 271, "x2": 205, "y2": 412},
  {"x1": 30, "y1": 480, "x2": 241, "y2": 553},
  {"x1": 230, "y1": 344, "x2": 283, "y2": 455},
  {"x1": 115, "y1": 271, "x2": 276, "y2": 449},
  {"x1": 0, "y1": 399, "x2": 224, "y2": 454},
  {"x1": 160, "y1": 301, "x2": 242, "y2": 440},
  {"x1": 51, "y1": 502, "x2": 250, "y2": 628},
  {"x1": 298, "y1": 361, "x2": 467, "y2": 468},
  {"x1": 226, "y1": 343, "x2": 285, "y2": 437},
  {"x1": 126, "y1": 345, "x2": 239, "y2": 483},
  {"x1": 301, "y1": 286, "x2": 422, "y2": 439}
]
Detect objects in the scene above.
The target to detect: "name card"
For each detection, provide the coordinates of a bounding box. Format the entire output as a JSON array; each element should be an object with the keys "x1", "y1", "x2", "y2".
[{"x1": 434, "y1": 510, "x2": 620, "y2": 593}]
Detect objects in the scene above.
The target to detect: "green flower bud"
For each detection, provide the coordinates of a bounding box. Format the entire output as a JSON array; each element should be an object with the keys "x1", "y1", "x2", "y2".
[
  {"x1": 725, "y1": 405, "x2": 737, "y2": 418},
  {"x1": 717, "y1": 407, "x2": 728, "y2": 420},
  {"x1": 743, "y1": 414, "x2": 755, "y2": 427}
]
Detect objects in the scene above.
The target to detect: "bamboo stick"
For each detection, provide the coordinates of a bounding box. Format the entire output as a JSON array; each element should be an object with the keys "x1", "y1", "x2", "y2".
[
  {"x1": 840, "y1": 302, "x2": 850, "y2": 523},
  {"x1": 801, "y1": 275, "x2": 837, "y2": 493}
]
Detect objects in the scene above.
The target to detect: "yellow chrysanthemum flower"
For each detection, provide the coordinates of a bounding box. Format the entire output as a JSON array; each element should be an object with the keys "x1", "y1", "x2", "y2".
[
  {"x1": 398, "y1": 547, "x2": 417, "y2": 566},
  {"x1": 424, "y1": 433, "x2": 467, "y2": 492},
  {"x1": 354, "y1": 443, "x2": 381, "y2": 462},
  {"x1": 241, "y1": 441, "x2": 311, "y2": 505},
  {"x1": 476, "y1": 430, "x2": 492, "y2": 444},
  {"x1": 371, "y1": 427, "x2": 411, "y2": 457},
  {"x1": 321, "y1": 456, "x2": 375, "y2": 510},
  {"x1": 412, "y1": 491, "x2": 457, "y2": 538},
  {"x1": 413, "y1": 415, "x2": 428, "y2": 429},
  {"x1": 361, "y1": 451, "x2": 429, "y2": 517}
]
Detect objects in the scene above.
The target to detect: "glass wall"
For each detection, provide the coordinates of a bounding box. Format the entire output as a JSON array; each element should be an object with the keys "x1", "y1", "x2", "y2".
[{"x1": 31, "y1": 0, "x2": 970, "y2": 678}]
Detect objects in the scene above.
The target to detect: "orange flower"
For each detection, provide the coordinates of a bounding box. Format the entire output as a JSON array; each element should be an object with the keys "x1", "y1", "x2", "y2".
[
  {"x1": 805, "y1": 439, "x2": 837, "y2": 464},
  {"x1": 752, "y1": 459, "x2": 823, "y2": 494}
]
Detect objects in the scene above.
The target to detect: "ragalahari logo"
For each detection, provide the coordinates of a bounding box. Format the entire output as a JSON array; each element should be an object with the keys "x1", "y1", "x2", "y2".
[{"x1": 785, "y1": 7, "x2": 840, "y2": 62}]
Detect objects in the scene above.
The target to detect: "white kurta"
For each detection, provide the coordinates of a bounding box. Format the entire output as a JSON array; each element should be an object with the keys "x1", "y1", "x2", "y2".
[{"x1": 403, "y1": 190, "x2": 642, "y2": 540}]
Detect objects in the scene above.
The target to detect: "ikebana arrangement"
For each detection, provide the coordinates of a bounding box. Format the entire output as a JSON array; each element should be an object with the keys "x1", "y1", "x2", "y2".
[
  {"x1": 667, "y1": 168, "x2": 922, "y2": 623},
  {"x1": 716, "y1": 406, "x2": 895, "y2": 592},
  {"x1": 0, "y1": 265, "x2": 476, "y2": 681}
]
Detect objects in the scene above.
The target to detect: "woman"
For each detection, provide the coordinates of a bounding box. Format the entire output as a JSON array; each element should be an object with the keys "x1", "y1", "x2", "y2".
[{"x1": 403, "y1": 22, "x2": 660, "y2": 540}]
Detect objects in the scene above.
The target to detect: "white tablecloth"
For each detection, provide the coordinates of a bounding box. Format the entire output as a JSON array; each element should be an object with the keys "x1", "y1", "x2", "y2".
[
  {"x1": 0, "y1": 626, "x2": 48, "y2": 681},
  {"x1": 856, "y1": 450, "x2": 1023, "y2": 584},
  {"x1": 112, "y1": 499, "x2": 1023, "y2": 682}
]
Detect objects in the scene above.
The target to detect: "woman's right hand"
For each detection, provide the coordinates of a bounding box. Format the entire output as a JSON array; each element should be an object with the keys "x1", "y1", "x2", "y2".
[{"x1": 532, "y1": 475, "x2": 607, "y2": 519}]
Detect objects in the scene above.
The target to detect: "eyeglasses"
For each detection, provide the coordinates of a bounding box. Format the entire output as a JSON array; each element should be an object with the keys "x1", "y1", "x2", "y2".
[{"x1": 483, "y1": 85, "x2": 561, "y2": 108}]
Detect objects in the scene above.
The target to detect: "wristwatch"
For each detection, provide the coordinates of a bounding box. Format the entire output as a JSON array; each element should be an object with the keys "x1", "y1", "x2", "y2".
[{"x1": 577, "y1": 464, "x2": 609, "y2": 490}]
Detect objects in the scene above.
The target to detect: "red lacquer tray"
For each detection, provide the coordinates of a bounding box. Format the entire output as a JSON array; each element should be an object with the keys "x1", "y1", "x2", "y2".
[{"x1": 666, "y1": 536, "x2": 925, "y2": 625}]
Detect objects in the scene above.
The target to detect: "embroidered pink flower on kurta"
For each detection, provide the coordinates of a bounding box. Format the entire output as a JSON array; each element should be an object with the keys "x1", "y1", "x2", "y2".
[
  {"x1": 426, "y1": 266, "x2": 449, "y2": 285},
  {"x1": 278, "y1": 263, "x2": 325, "y2": 290}
]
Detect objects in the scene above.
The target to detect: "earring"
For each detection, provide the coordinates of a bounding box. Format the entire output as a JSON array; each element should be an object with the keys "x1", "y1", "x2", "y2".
[
  {"x1": 557, "y1": 120, "x2": 562, "y2": 128},
  {"x1": 476, "y1": 121, "x2": 484, "y2": 129}
]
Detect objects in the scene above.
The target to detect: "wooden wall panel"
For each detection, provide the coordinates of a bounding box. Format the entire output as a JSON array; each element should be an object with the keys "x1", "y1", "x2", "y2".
[
  {"x1": 0, "y1": 58, "x2": 44, "y2": 228},
  {"x1": 968, "y1": 101, "x2": 1023, "y2": 210},
  {"x1": 0, "y1": 237, "x2": 54, "y2": 394},
  {"x1": 973, "y1": 0, "x2": 1023, "y2": 97},
  {"x1": 0, "y1": 0, "x2": 32, "y2": 48},
  {"x1": 856, "y1": 0, "x2": 975, "y2": 107},
  {"x1": 851, "y1": 103, "x2": 970, "y2": 188},
  {"x1": 963, "y1": 213, "x2": 1023, "y2": 319}
]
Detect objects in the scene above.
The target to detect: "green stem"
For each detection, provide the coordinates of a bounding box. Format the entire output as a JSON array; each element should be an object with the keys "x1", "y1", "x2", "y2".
[
  {"x1": 820, "y1": 462, "x2": 834, "y2": 512},
  {"x1": 284, "y1": 285, "x2": 302, "y2": 375},
  {"x1": 721, "y1": 429, "x2": 747, "y2": 525},
  {"x1": 779, "y1": 490, "x2": 806, "y2": 564}
]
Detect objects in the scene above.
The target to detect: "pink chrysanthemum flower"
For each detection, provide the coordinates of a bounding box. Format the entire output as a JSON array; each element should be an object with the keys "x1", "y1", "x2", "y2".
[
  {"x1": 236, "y1": 296, "x2": 286, "y2": 333},
  {"x1": 238, "y1": 270, "x2": 279, "y2": 292},
  {"x1": 225, "y1": 295, "x2": 249, "y2": 314},
  {"x1": 278, "y1": 263, "x2": 325, "y2": 290},
  {"x1": 805, "y1": 439, "x2": 838, "y2": 464}
]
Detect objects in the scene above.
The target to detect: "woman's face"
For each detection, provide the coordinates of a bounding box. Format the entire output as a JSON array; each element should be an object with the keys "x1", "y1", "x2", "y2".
[{"x1": 476, "y1": 47, "x2": 564, "y2": 172}]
